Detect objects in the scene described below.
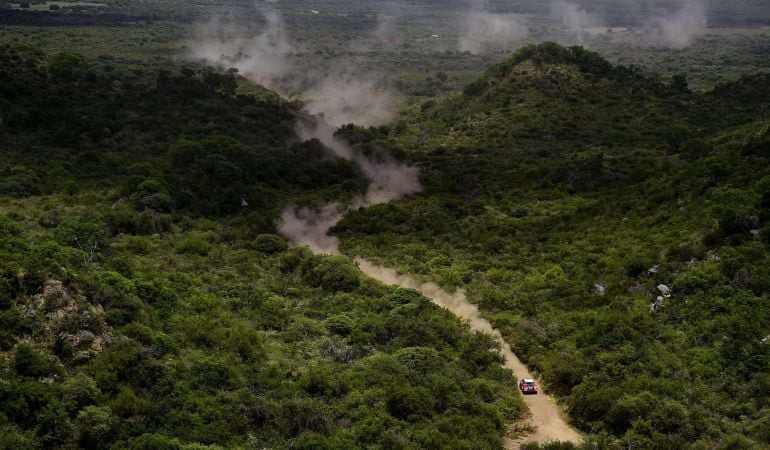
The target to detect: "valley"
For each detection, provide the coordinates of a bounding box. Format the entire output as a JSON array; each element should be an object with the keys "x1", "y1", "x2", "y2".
[{"x1": 1, "y1": 1, "x2": 769, "y2": 449}]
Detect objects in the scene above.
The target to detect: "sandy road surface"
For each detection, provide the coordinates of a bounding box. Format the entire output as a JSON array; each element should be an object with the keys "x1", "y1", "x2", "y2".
[
  {"x1": 499, "y1": 342, "x2": 583, "y2": 448},
  {"x1": 356, "y1": 259, "x2": 582, "y2": 449}
]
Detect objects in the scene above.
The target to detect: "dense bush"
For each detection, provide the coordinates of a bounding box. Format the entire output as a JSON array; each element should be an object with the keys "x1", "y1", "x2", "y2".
[
  {"x1": 0, "y1": 46, "x2": 365, "y2": 223},
  {"x1": 0, "y1": 217, "x2": 522, "y2": 448},
  {"x1": 3, "y1": 35, "x2": 769, "y2": 449},
  {"x1": 0, "y1": 46, "x2": 522, "y2": 449},
  {"x1": 338, "y1": 43, "x2": 770, "y2": 448},
  {"x1": 251, "y1": 234, "x2": 288, "y2": 254},
  {"x1": 13, "y1": 344, "x2": 62, "y2": 378},
  {"x1": 301, "y1": 256, "x2": 361, "y2": 292}
]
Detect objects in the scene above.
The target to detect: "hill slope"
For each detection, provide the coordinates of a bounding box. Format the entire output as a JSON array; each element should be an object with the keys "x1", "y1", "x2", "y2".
[
  {"x1": 337, "y1": 43, "x2": 770, "y2": 448},
  {"x1": 0, "y1": 46, "x2": 523, "y2": 449}
]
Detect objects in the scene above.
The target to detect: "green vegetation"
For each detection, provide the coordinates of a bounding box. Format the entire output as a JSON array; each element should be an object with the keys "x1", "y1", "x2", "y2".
[
  {"x1": 0, "y1": 46, "x2": 521, "y2": 448},
  {"x1": 337, "y1": 43, "x2": 770, "y2": 448},
  {"x1": 2, "y1": 0, "x2": 770, "y2": 446},
  {"x1": 3, "y1": 0, "x2": 769, "y2": 100}
]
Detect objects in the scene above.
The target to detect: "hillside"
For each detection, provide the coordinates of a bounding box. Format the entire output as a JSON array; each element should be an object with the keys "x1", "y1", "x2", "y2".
[
  {"x1": 0, "y1": 46, "x2": 523, "y2": 449},
  {"x1": 336, "y1": 43, "x2": 770, "y2": 448},
  {"x1": 1, "y1": 37, "x2": 769, "y2": 449},
  {"x1": 395, "y1": 42, "x2": 770, "y2": 150}
]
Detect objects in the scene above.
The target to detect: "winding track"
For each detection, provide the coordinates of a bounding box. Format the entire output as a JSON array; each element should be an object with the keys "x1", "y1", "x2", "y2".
[{"x1": 355, "y1": 259, "x2": 583, "y2": 448}]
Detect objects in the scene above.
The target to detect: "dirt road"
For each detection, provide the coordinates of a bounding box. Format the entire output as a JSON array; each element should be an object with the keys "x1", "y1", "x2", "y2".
[
  {"x1": 356, "y1": 259, "x2": 583, "y2": 449},
  {"x1": 499, "y1": 341, "x2": 583, "y2": 448}
]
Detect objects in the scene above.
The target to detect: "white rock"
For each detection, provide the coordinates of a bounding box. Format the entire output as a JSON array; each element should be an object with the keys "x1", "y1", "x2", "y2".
[{"x1": 657, "y1": 284, "x2": 671, "y2": 297}]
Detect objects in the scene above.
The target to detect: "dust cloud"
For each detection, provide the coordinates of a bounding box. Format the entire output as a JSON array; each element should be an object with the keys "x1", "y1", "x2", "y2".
[
  {"x1": 646, "y1": 0, "x2": 707, "y2": 48},
  {"x1": 551, "y1": 0, "x2": 708, "y2": 48},
  {"x1": 550, "y1": 0, "x2": 601, "y2": 44},
  {"x1": 356, "y1": 259, "x2": 500, "y2": 336},
  {"x1": 189, "y1": 10, "x2": 295, "y2": 92},
  {"x1": 458, "y1": 0, "x2": 528, "y2": 53},
  {"x1": 278, "y1": 204, "x2": 345, "y2": 255},
  {"x1": 190, "y1": 6, "x2": 420, "y2": 252},
  {"x1": 189, "y1": 6, "x2": 399, "y2": 127},
  {"x1": 279, "y1": 119, "x2": 422, "y2": 254}
]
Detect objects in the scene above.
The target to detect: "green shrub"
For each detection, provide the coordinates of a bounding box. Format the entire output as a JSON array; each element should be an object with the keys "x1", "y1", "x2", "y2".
[
  {"x1": 0, "y1": 309, "x2": 24, "y2": 349},
  {"x1": 76, "y1": 406, "x2": 114, "y2": 448},
  {"x1": 110, "y1": 387, "x2": 150, "y2": 418},
  {"x1": 673, "y1": 262, "x2": 724, "y2": 294},
  {"x1": 48, "y1": 52, "x2": 87, "y2": 80},
  {"x1": 91, "y1": 271, "x2": 136, "y2": 303},
  {"x1": 711, "y1": 187, "x2": 761, "y2": 236},
  {"x1": 302, "y1": 256, "x2": 360, "y2": 292},
  {"x1": 386, "y1": 384, "x2": 434, "y2": 420},
  {"x1": 190, "y1": 356, "x2": 237, "y2": 390},
  {"x1": 0, "y1": 216, "x2": 21, "y2": 236},
  {"x1": 323, "y1": 315, "x2": 353, "y2": 336},
  {"x1": 135, "y1": 180, "x2": 166, "y2": 197},
  {"x1": 0, "y1": 167, "x2": 42, "y2": 197},
  {"x1": 393, "y1": 347, "x2": 442, "y2": 377},
  {"x1": 26, "y1": 240, "x2": 80, "y2": 279},
  {"x1": 125, "y1": 236, "x2": 153, "y2": 254},
  {"x1": 121, "y1": 434, "x2": 182, "y2": 450},
  {"x1": 278, "y1": 246, "x2": 312, "y2": 273},
  {"x1": 0, "y1": 277, "x2": 14, "y2": 309},
  {"x1": 299, "y1": 365, "x2": 347, "y2": 397},
  {"x1": 251, "y1": 234, "x2": 288, "y2": 254},
  {"x1": 176, "y1": 237, "x2": 211, "y2": 256},
  {"x1": 13, "y1": 344, "x2": 61, "y2": 378},
  {"x1": 625, "y1": 254, "x2": 652, "y2": 277},
  {"x1": 142, "y1": 192, "x2": 173, "y2": 212},
  {"x1": 386, "y1": 288, "x2": 425, "y2": 306},
  {"x1": 61, "y1": 374, "x2": 101, "y2": 410},
  {"x1": 54, "y1": 218, "x2": 105, "y2": 249}
]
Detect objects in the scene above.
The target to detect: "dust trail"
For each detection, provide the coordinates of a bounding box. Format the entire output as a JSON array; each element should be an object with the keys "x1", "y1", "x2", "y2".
[
  {"x1": 189, "y1": 6, "x2": 399, "y2": 127},
  {"x1": 292, "y1": 117, "x2": 422, "y2": 205},
  {"x1": 356, "y1": 259, "x2": 583, "y2": 447},
  {"x1": 355, "y1": 155, "x2": 422, "y2": 205},
  {"x1": 302, "y1": 73, "x2": 398, "y2": 128},
  {"x1": 278, "y1": 204, "x2": 344, "y2": 255},
  {"x1": 189, "y1": 9, "x2": 295, "y2": 93},
  {"x1": 356, "y1": 259, "x2": 497, "y2": 334},
  {"x1": 191, "y1": 6, "x2": 420, "y2": 249},
  {"x1": 278, "y1": 119, "x2": 421, "y2": 253}
]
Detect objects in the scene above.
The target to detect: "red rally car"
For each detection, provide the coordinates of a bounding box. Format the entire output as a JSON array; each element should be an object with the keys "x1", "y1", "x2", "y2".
[{"x1": 519, "y1": 378, "x2": 538, "y2": 395}]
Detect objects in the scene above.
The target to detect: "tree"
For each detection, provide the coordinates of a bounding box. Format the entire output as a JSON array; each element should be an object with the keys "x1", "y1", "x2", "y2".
[
  {"x1": 13, "y1": 344, "x2": 60, "y2": 378},
  {"x1": 48, "y1": 52, "x2": 87, "y2": 81},
  {"x1": 671, "y1": 74, "x2": 689, "y2": 93},
  {"x1": 251, "y1": 234, "x2": 288, "y2": 254},
  {"x1": 76, "y1": 406, "x2": 114, "y2": 449},
  {"x1": 302, "y1": 256, "x2": 360, "y2": 292},
  {"x1": 711, "y1": 187, "x2": 760, "y2": 236}
]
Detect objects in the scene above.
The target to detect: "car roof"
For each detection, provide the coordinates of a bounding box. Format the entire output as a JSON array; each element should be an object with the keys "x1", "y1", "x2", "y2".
[{"x1": 523, "y1": 378, "x2": 535, "y2": 383}]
